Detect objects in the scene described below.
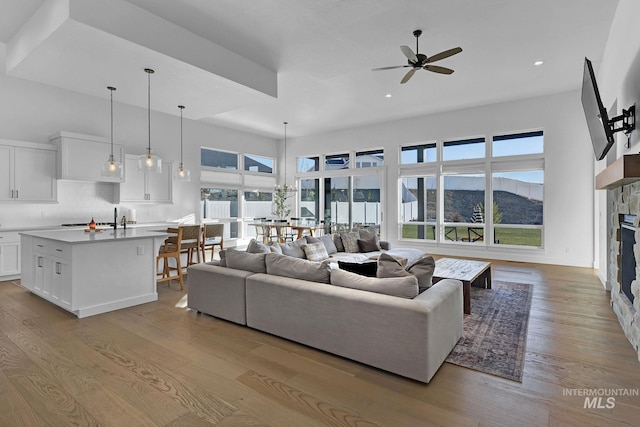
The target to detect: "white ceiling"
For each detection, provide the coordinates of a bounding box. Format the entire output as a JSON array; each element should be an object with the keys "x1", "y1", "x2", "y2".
[{"x1": 0, "y1": 0, "x2": 620, "y2": 138}]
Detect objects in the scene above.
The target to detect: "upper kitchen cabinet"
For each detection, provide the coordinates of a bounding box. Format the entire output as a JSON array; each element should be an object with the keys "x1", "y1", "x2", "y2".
[
  {"x1": 50, "y1": 132, "x2": 125, "y2": 183},
  {"x1": 115, "y1": 154, "x2": 172, "y2": 203},
  {"x1": 0, "y1": 139, "x2": 57, "y2": 202}
]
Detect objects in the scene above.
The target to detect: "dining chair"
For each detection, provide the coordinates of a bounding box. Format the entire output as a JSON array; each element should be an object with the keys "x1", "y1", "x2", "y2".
[
  {"x1": 201, "y1": 223, "x2": 224, "y2": 262},
  {"x1": 156, "y1": 227, "x2": 184, "y2": 290},
  {"x1": 253, "y1": 218, "x2": 266, "y2": 242},
  {"x1": 179, "y1": 225, "x2": 202, "y2": 266}
]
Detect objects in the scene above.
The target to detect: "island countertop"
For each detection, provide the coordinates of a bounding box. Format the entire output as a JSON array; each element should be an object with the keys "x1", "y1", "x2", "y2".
[{"x1": 20, "y1": 227, "x2": 170, "y2": 244}]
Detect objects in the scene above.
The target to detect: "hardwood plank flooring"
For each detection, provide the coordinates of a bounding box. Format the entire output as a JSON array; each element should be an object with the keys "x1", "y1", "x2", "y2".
[{"x1": 1, "y1": 260, "x2": 640, "y2": 426}]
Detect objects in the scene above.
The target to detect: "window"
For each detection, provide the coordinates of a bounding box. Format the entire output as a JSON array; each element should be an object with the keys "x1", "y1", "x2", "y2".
[
  {"x1": 492, "y1": 170, "x2": 543, "y2": 246},
  {"x1": 493, "y1": 131, "x2": 543, "y2": 157},
  {"x1": 325, "y1": 153, "x2": 349, "y2": 170},
  {"x1": 401, "y1": 143, "x2": 436, "y2": 164},
  {"x1": 300, "y1": 178, "x2": 320, "y2": 221},
  {"x1": 443, "y1": 138, "x2": 485, "y2": 161},
  {"x1": 401, "y1": 176, "x2": 436, "y2": 240},
  {"x1": 398, "y1": 131, "x2": 544, "y2": 248},
  {"x1": 201, "y1": 188, "x2": 239, "y2": 238},
  {"x1": 298, "y1": 156, "x2": 319, "y2": 173},
  {"x1": 244, "y1": 154, "x2": 273, "y2": 173},
  {"x1": 324, "y1": 176, "x2": 350, "y2": 232},
  {"x1": 352, "y1": 174, "x2": 382, "y2": 228},
  {"x1": 201, "y1": 148, "x2": 238, "y2": 169},
  {"x1": 355, "y1": 149, "x2": 384, "y2": 168},
  {"x1": 443, "y1": 174, "x2": 485, "y2": 243}
]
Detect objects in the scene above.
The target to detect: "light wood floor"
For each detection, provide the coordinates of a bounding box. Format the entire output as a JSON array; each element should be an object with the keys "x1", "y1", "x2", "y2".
[{"x1": 1, "y1": 260, "x2": 639, "y2": 426}]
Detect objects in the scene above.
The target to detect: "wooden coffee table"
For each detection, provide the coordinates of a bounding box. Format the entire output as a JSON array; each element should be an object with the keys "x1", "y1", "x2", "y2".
[{"x1": 432, "y1": 258, "x2": 491, "y2": 314}]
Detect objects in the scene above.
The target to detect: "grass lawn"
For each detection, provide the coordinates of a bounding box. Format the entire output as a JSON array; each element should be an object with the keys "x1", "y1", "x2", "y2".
[{"x1": 401, "y1": 224, "x2": 541, "y2": 246}]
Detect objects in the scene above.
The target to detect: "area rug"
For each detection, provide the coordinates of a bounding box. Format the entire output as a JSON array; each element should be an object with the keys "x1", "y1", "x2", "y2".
[{"x1": 445, "y1": 281, "x2": 533, "y2": 382}]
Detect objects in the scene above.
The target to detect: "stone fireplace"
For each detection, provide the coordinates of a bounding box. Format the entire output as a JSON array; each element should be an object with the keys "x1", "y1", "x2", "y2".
[{"x1": 609, "y1": 184, "x2": 640, "y2": 361}]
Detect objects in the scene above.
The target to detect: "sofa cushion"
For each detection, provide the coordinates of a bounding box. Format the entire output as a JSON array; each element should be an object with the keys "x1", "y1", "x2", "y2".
[
  {"x1": 246, "y1": 239, "x2": 271, "y2": 253},
  {"x1": 407, "y1": 255, "x2": 436, "y2": 292},
  {"x1": 338, "y1": 260, "x2": 377, "y2": 277},
  {"x1": 357, "y1": 237, "x2": 381, "y2": 252},
  {"x1": 265, "y1": 253, "x2": 331, "y2": 283},
  {"x1": 340, "y1": 232, "x2": 360, "y2": 253},
  {"x1": 219, "y1": 249, "x2": 227, "y2": 267},
  {"x1": 278, "y1": 238, "x2": 307, "y2": 258},
  {"x1": 303, "y1": 242, "x2": 329, "y2": 262},
  {"x1": 225, "y1": 249, "x2": 267, "y2": 273},
  {"x1": 306, "y1": 235, "x2": 338, "y2": 255},
  {"x1": 330, "y1": 268, "x2": 418, "y2": 299}
]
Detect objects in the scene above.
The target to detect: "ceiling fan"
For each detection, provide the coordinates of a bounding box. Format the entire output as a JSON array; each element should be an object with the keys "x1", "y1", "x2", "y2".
[{"x1": 372, "y1": 29, "x2": 462, "y2": 84}]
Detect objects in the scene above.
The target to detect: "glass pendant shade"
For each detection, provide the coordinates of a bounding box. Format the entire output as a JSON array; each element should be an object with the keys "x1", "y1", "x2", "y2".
[
  {"x1": 138, "y1": 148, "x2": 162, "y2": 173},
  {"x1": 102, "y1": 86, "x2": 123, "y2": 178},
  {"x1": 138, "y1": 68, "x2": 162, "y2": 173},
  {"x1": 174, "y1": 105, "x2": 191, "y2": 181},
  {"x1": 175, "y1": 162, "x2": 191, "y2": 181}
]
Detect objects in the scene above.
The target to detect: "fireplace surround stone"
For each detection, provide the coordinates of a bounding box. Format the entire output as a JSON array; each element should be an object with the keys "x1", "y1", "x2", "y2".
[{"x1": 609, "y1": 183, "x2": 640, "y2": 361}]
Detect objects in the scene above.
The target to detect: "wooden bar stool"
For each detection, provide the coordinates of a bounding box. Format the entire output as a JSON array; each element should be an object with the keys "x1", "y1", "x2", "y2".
[
  {"x1": 156, "y1": 227, "x2": 184, "y2": 290},
  {"x1": 179, "y1": 225, "x2": 202, "y2": 266},
  {"x1": 201, "y1": 223, "x2": 224, "y2": 262}
]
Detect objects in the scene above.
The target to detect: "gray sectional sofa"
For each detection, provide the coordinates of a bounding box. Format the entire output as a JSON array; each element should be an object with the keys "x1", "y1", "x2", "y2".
[{"x1": 187, "y1": 233, "x2": 463, "y2": 383}]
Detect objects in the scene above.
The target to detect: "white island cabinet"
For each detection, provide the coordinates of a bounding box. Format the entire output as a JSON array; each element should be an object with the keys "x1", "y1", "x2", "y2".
[{"x1": 20, "y1": 228, "x2": 169, "y2": 318}]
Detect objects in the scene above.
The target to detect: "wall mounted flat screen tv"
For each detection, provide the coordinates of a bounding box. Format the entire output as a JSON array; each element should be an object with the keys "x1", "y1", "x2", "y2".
[{"x1": 581, "y1": 57, "x2": 615, "y2": 160}]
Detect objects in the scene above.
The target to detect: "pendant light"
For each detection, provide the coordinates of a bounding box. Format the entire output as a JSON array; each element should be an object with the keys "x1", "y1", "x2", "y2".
[
  {"x1": 101, "y1": 86, "x2": 123, "y2": 178},
  {"x1": 137, "y1": 68, "x2": 162, "y2": 173},
  {"x1": 275, "y1": 121, "x2": 297, "y2": 194},
  {"x1": 174, "y1": 105, "x2": 191, "y2": 181}
]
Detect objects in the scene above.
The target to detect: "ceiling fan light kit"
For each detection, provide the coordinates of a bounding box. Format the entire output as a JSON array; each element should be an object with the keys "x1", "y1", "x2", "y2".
[{"x1": 372, "y1": 29, "x2": 462, "y2": 84}]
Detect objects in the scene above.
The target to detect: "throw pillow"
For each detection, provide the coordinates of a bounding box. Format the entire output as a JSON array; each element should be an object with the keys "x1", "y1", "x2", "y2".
[
  {"x1": 340, "y1": 232, "x2": 360, "y2": 253},
  {"x1": 303, "y1": 242, "x2": 329, "y2": 262},
  {"x1": 265, "y1": 253, "x2": 331, "y2": 283},
  {"x1": 330, "y1": 268, "x2": 418, "y2": 299},
  {"x1": 338, "y1": 260, "x2": 377, "y2": 277},
  {"x1": 376, "y1": 252, "x2": 412, "y2": 279},
  {"x1": 306, "y1": 235, "x2": 338, "y2": 255},
  {"x1": 407, "y1": 255, "x2": 436, "y2": 292},
  {"x1": 358, "y1": 226, "x2": 378, "y2": 241},
  {"x1": 225, "y1": 249, "x2": 267, "y2": 273},
  {"x1": 246, "y1": 238, "x2": 271, "y2": 253},
  {"x1": 278, "y1": 238, "x2": 307, "y2": 258},
  {"x1": 333, "y1": 234, "x2": 345, "y2": 252},
  {"x1": 357, "y1": 236, "x2": 381, "y2": 252},
  {"x1": 269, "y1": 243, "x2": 283, "y2": 254},
  {"x1": 218, "y1": 249, "x2": 227, "y2": 267}
]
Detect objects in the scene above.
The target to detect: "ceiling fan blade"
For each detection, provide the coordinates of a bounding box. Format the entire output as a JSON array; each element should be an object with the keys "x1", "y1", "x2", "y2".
[
  {"x1": 400, "y1": 45, "x2": 418, "y2": 63},
  {"x1": 425, "y1": 47, "x2": 462, "y2": 63},
  {"x1": 371, "y1": 65, "x2": 411, "y2": 71},
  {"x1": 424, "y1": 64, "x2": 455, "y2": 75},
  {"x1": 400, "y1": 68, "x2": 417, "y2": 84}
]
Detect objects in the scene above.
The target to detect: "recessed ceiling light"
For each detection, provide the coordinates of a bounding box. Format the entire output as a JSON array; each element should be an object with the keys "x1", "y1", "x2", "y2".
[
  {"x1": 534, "y1": 60, "x2": 544, "y2": 66},
  {"x1": 385, "y1": 94, "x2": 392, "y2": 98}
]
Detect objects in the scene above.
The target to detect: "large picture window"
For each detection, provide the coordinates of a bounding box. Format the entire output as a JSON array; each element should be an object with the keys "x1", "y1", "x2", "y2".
[
  {"x1": 201, "y1": 148, "x2": 238, "y2": 169},
  {"x1": 399, "y1": 131, "x2": 544, "y2": 248}
]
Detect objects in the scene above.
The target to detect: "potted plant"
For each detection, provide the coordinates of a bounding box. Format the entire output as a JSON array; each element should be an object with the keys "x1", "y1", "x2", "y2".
[{"x1": 273, "y1": 184, "x2": 293, "y2": 219}]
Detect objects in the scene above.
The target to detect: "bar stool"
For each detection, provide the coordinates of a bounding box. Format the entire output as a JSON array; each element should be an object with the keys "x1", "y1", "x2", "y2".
[
  {"x1": 156, "y1": 227, "x2": 184, "y2": 290},
  {"x1": 179, "y1": 225, "x2": 202, "y2": 266},
  {"x1": 201, "y1": 223, "x2": 224, "y2": 262}
]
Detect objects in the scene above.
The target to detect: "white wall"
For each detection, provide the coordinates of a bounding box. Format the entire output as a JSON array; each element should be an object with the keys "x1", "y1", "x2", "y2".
[
  {"x1": 287, "y1": 90, "x2": 594, "y2": 267},
  {"x1": 594, "y1": 0, "x2": 640, "y2": 285},
  {"x1": 0, "y1": 66, "x2": 277, "y2": 228}
]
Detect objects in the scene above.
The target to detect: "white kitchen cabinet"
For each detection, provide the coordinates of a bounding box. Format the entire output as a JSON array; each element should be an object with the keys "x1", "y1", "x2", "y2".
[
  {"x1": 0, "y1": 140, "x2": 57, "y2": 202},
  {"x1": 31, "y1": 238, "x2": 73, "y2": 311},
  {"x1": 116, "y1": 154, "x2": 172, "y2": 203},
  {"x1": 0, "y1": 231, "x2": 21, "y2": 278},
  {"x1": 51, "y1": 131, "x2": 125, "y2": 183}
]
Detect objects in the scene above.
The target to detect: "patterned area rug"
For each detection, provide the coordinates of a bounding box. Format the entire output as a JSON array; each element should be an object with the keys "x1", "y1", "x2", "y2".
[{"x1": 445, "y1": 281, "x2": 533, "y2": 382}]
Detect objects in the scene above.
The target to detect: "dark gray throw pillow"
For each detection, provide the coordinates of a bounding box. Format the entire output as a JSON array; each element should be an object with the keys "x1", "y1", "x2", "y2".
[{"x1": 357, "y1": 237, "x2": 381, "y2": 252}]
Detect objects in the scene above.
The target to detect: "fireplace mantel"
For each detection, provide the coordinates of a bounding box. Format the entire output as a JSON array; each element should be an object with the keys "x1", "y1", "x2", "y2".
[{"x1": 596, "y1": 154, "x2": 640, "y2": 190}]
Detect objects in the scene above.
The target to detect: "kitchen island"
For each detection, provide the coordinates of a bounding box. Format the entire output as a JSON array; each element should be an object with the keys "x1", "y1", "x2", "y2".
[{"x1": 20, "y1": 227, "x2": 169, "y2": 318}]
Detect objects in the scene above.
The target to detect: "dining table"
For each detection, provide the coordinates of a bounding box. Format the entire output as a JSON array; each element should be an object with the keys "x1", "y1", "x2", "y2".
[{"x1": 254, "y1": 220, "x2": 319, "y2": 243}]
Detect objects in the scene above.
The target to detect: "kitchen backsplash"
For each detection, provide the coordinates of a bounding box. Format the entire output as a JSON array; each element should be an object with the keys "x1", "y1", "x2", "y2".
[{"x1": 1, "y1": 181, "x2": 177, "y2": 228}]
